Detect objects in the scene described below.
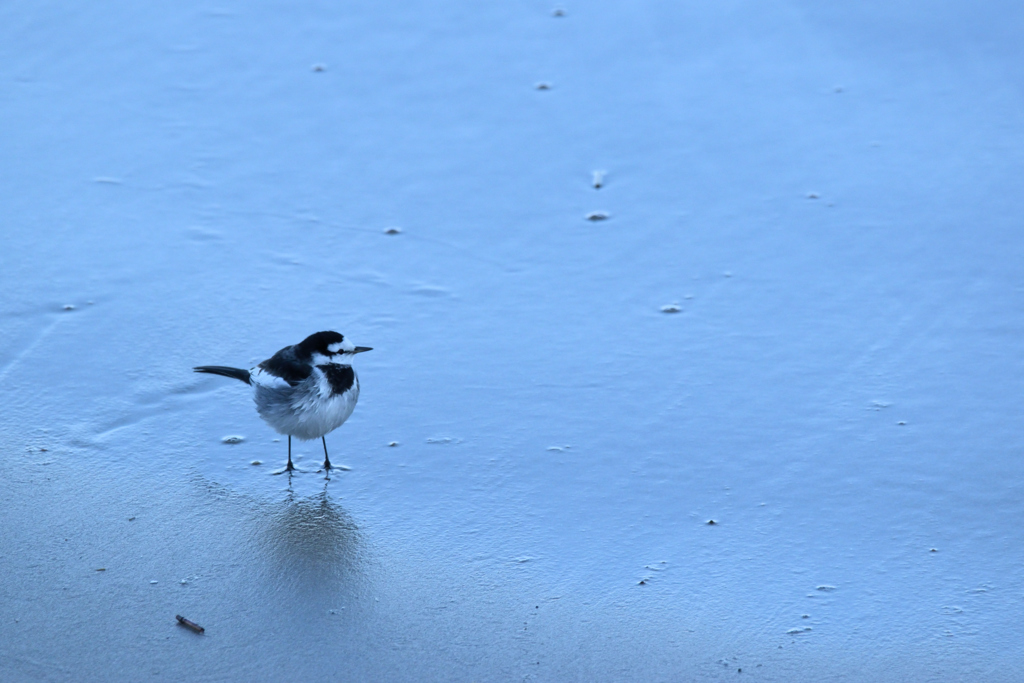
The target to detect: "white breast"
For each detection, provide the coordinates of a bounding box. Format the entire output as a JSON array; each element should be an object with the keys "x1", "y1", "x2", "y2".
[{"x1": 251, "y1": 366, "x2": 360, "y2": 441}]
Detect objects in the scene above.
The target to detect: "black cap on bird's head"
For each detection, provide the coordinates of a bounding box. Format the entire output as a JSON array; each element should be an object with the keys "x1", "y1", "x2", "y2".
[
  {"x1": 298, "y1": 331, "x2": 343, "y2": 353},
  {"x1": 297, "y1": 330, "x2": 372, "y2": 358}
]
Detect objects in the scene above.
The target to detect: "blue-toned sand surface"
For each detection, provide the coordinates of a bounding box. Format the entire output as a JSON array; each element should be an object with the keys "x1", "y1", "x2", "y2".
[{"x1": 2, "y1": 1, "x2": 1023, "y2": 680}]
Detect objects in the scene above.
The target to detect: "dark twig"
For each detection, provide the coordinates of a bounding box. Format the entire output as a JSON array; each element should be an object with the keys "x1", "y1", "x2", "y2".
[{"x1": 176, "y1": 615, "x2": 205, "y2": 634}]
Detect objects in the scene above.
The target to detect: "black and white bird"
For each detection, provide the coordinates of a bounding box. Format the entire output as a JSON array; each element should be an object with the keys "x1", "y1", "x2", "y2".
[{"x1": 194, "y1": 331, "x2": 372, "y2": 474}]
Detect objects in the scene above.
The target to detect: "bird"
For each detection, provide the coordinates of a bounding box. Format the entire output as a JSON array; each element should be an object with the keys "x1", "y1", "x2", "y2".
[{"x1": 194, "y1": 331, "x2": 372, "y2": 475}]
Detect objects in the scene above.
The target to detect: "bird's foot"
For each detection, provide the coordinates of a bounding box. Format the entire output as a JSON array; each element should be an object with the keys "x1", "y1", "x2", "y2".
[{"x1": 272, "y1": 463, "x2": 308, "y2": 475}]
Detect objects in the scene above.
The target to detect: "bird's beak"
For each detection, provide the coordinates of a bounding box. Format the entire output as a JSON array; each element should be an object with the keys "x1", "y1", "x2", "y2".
[{"x1": 353, "y1": 346, "x2": 373, "y2": 354}]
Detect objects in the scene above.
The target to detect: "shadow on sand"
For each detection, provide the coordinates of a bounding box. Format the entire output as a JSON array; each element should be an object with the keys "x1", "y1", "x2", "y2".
[
  {"x1": 255, "y1": 483, "x2": 368, "y2": 595},
  {"x1": 190, "y1": 472, "x2": 375, "y2": 606}
]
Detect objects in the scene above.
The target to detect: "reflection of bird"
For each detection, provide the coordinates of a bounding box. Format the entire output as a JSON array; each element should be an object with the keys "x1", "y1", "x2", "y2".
[
  {"x1": 195, "y1": 331, "x2": 372, "y2": 474},
  {"x1": 264, "y1": 488, "x2": 364, "y2": 589}
]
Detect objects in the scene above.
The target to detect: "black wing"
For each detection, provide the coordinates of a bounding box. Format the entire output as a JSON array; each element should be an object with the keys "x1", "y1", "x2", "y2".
[{"x1": 258, "y1": 346, "x2": 313, "y2": 386}]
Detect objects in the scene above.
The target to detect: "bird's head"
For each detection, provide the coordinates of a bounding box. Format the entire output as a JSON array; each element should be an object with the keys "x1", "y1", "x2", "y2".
[{"x1": 298, "y1": 330, "x2": 372, "y2": 365}]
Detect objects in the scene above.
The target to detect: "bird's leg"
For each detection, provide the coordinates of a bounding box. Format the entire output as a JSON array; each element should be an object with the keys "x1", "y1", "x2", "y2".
[
  {"x1": 321, "y1": 436, "x2": 333, "y2": 473},
  {"x1": 272, "y1": 435, "x2": 298, "y2": 475}
]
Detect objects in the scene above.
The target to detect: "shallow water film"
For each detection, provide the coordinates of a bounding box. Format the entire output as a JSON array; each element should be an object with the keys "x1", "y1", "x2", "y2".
[{"x1": 3, "y1": 1, "x2": 1024, "y2": 681}]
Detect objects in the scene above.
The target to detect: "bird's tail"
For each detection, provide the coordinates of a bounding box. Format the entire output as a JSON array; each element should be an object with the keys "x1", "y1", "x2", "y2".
[{"x1": 193, "y1": 366, "x2": 251, "y2": 385}]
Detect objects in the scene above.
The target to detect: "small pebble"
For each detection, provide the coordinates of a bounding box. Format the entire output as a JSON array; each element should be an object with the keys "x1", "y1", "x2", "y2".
[
  {"x1": 221, "y1": 435, "x2": 244, "y2": 445},
  {"x1": 586, "y1": 211, "x2": 609, "y2": 221},
  {"x1": 707, "y1": 519, "x2": 717, "y2": 525},
  {"x1": 150, "y1": 580, "x2": 158, "y2": 585},
  {"x1": 96, "y1": 568, "x2": 106, "y2": 572},
  {"x1": 661, "y1": 304, "x2": 681, "y2": 313},
  {"x1": 128, "y1": 517, "x2": 136, "y2": 522},
  {"x1": 535, "y1": 82, "x2": 552, "y2": 90},
  {"x1": 384, "y1": 227, "x2": 401, "y2": 235},
  {"x1": 898, "y1": 421, "x2": 906, "y2": 425},
  {"x1": 251, "y1": 460, "x2": 262, "y2": 466},
  {"x1": 312, "y1": 63, "x2": 326, "y2": 72},
  {"x1": 388, "y1": 441, "x2": 399, "y2": 447},
  {"x1": 63, "y1": 304, "x2": 75, "y2": 311},
  {"x1": 552, "y1": 7, "x2": 565, "y2": 16},
  {"x1": 807, "y1": 193, "x2": 819, "y2": 199}
]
